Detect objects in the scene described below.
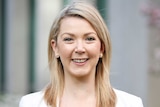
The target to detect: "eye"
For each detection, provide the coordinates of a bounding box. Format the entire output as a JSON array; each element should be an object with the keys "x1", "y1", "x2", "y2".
[
  {"x1": 63, "y1": 37, "x2": 73, "y2": 41},
  {"x1": 63, "y1": 37, "x2": 74, "y2": 43},
  {"x1": 86, "y1": 37, "x2": 95, "y2": 41}
]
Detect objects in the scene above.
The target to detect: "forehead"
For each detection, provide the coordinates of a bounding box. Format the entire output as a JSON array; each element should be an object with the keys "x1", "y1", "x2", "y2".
[
  {"x1": 59, "y1": 16, "x2": 96, "y2": 33},
  {"x1": 60, "y1": 16, "x2": 88, "y2": 26}
]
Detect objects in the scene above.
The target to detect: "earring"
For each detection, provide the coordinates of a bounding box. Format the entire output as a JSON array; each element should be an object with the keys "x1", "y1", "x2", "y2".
[
  {"x1": 55, "y1": 55, "x2": 60, "y2": 58},
  {"x1": 99, "y1": 53, "x2": 103, "y2": 58}
]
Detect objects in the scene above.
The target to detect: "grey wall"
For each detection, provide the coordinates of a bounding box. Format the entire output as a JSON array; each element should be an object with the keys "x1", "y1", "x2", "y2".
[
  {"x1": 5, "y1": 0, "x2": 29, "y2": 94},
  {"x1": 108, "y1": 0, "x2": 148, "y2": 106}
]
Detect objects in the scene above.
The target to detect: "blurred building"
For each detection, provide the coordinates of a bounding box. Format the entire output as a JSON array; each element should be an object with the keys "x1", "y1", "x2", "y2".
[{"x1": 0, "y1": 0, "x2": 160, "y2": 107}]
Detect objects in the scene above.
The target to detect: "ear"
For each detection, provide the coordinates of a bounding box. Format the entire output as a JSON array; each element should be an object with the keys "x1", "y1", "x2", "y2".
[{"x1": 51, "y1": 39, "x2": 59, "y2": 58}]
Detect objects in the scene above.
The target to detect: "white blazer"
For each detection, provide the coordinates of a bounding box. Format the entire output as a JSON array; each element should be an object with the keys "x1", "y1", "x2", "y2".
[{"x1": 19, "y1": 89, "x2": 143, "y2": 107}]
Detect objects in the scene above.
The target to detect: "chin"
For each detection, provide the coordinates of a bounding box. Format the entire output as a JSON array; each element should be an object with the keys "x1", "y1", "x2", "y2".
[{"x1": 70, "y1": 70, "x2": 92, "y2": 78}]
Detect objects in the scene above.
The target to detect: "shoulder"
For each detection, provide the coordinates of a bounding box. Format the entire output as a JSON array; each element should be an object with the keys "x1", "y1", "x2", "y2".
[
  {"x1": 19, "y1": 91, "x2": 48, "y2": 107},
  {"x1": 114, "y1": 89, "x2": 143, "y2": 107}
]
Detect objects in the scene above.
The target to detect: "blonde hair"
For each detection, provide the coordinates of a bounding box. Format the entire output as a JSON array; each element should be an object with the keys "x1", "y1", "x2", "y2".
[{"x1": 44, "y1": 2, "x2": 116, "y2": 107}]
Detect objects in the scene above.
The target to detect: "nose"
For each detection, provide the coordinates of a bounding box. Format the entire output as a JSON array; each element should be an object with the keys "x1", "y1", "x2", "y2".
[{"x1": 75, "y1": 40, "x2": 85, "y2": 54}]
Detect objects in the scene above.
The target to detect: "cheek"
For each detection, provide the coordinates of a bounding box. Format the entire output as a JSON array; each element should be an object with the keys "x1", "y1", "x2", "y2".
[
  {"x1": 58, "y1": 44, "x2": 74, "y2": 58},
  {"x1": 87, "y1": 43, "x2": 101, "y2": 57},
  {"x1": 95, "y1": 42, "x2": 101, "y2": 51}
]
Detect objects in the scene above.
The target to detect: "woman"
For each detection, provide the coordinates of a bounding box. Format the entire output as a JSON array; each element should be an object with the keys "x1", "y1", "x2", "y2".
[{"x1": 19, "y1": 2, "x2": 143, "y2": 107}]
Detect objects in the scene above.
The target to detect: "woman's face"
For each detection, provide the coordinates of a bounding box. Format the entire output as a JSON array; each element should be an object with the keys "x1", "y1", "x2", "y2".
[{"x1": 51, "y1": 17, "x2": 103, "y2": 78}]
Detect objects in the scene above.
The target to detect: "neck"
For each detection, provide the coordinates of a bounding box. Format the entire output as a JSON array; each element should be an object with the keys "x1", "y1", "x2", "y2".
[{"x1": 62, "y1": 74, "x2": 96, "y2": 99}]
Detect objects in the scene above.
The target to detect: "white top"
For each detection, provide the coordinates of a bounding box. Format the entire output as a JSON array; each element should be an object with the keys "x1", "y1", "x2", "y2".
[{"x1": 19, "y1": 89, "x2": 143, "y2": 107}]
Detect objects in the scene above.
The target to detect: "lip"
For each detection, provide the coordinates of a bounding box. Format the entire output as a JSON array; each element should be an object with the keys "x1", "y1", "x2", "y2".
[{"x1": 72, "y1": 58, "x2": 89, "y2": 66}]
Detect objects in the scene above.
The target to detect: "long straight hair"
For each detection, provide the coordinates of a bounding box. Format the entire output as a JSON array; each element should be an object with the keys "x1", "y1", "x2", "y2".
[{"x1": 44, "y1": 2, "x2": 116, "y2": 107}]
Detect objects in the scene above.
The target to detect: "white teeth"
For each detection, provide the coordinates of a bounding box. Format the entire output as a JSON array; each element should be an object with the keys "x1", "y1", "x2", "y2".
[{"x1": 73, "y1": 59, "x2": 87, "y2": 63}]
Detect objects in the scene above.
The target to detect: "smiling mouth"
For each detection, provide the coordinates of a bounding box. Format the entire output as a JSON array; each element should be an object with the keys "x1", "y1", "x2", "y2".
[{"x1": 72, "y1": 58, "x2": 89, "y2": 63}]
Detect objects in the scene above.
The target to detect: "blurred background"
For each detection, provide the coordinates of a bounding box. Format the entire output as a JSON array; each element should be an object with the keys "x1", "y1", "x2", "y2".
[{"x1": 0, "y1": 0, "x2": 160, "y2": 107}]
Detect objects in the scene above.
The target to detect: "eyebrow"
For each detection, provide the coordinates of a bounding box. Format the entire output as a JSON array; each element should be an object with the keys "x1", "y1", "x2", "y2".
[{"x1": 60, "y1": 32, "x2": 97, "y2": 37}]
